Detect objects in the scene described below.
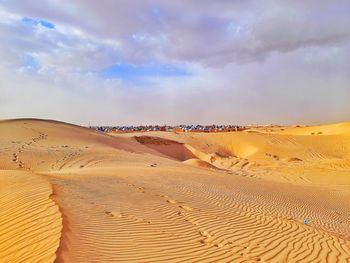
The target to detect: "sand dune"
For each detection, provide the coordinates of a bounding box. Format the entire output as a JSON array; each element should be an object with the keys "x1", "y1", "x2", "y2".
[
  {"x1": 0, "y1": 119, "x2": 350, "y2": 262},
  {"x1": 129, "y1": 123, "x2": 350, "y2": 185},
  {"x1": 0, "y1": 170, "x2": 61, "y2": 262},
  {"x1": 259, "y1": 122, "x2": 350, "y2": 136},
  {"x1": 135, "y1": 135, "x2": 197, "y2": 161}
]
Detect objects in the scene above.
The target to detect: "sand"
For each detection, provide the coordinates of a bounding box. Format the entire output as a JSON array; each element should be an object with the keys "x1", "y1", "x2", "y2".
[
  {"x1": 0, "y1": 119, "x2": 349, "y2": 262},
  {"x1": 0, "y1": 170, "x2": 61, "y2": 262}
]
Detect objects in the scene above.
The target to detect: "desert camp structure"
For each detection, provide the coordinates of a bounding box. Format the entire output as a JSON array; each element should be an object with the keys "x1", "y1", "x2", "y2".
[{"x1": 91, "y1": 125, "x2": 246, "y2": 134}]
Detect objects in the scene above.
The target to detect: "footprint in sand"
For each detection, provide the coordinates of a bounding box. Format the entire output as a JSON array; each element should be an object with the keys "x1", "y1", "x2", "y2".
[
  {"x1": 179, "y1": 205, "x2": 193, "y2": 211},
  {"x1": 130, "y1": 184, "x2": 145, "y2": 193},
  {"x1": 250, "y1": 257, "x2": 261, "y2": 261},
  {"x1": 185, "y1": 218, "x2": 198, "y2": 225},
  {"x1": 105, "y1": 211, "x2": 122, "y2": 218},
  {"x1": 288, "y1": 157, "x2": 303, "y2": 162},
  {"x1": 272, "y1": 155, "x2": 279, "y2": 160},
  {"x1": 199, "y1": 230, "x2": 211, "y2": 238},
  {"x1": 214, "y1": 242, "x2": 225, "y2": 248},
  {"x1": 200, "y1": 236, "x2": 215, "y2": 246},
  {"x1": 18, "y1": 161, "x2": 24, "y2": 168}
]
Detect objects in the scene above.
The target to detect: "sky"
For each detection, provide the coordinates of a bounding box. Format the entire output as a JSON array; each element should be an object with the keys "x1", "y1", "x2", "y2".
[{"x1": 0, "y1": 0, "x2": 349, "y2": 126}]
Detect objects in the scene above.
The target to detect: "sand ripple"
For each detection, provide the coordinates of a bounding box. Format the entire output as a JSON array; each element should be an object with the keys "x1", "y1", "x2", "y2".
[
  {"x1": 50, "y1": 169, "x2": 350, "y2": 262},
  {"x1": 0, "y1": 170, "x2": 62, "y2": 262}
]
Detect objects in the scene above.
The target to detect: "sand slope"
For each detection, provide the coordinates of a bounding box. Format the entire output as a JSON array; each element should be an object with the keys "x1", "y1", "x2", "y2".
[
  {"x1": 49, "y1": 168, "x2": 350, "y2": 262},
  {"x1": 127, "y1": 123, "x2": 350, "y2": 185},
  {"x1": 1, "y1": 119, "x2": 350, "y2": 262},
  {"x1": 0, "y1": 170, "x2": 61, "y2": 262}
]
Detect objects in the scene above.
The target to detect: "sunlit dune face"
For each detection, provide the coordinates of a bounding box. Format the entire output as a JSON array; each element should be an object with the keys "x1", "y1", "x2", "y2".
[{"x1": 1, "y1": 119, "x2": 350, "y2": 262}]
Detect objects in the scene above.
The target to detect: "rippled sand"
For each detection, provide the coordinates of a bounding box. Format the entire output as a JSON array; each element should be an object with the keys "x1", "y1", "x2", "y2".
[{"x1": 0, "y1": 119, "x2": 349, "y2": 262}]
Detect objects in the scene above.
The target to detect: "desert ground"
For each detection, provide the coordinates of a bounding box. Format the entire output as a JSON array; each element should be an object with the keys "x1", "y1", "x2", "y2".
[{"x1": 0, "y1": 119, "x2": 349, "y2": 262}]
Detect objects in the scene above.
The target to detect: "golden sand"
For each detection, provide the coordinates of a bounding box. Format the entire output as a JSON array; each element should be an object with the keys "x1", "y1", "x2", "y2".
[
  {"x1": 0, "y1": 119, "x2": 349, "y2": 262},
  {"x1": 0, "y1": 170, "x2": 61, "y2": 262}
]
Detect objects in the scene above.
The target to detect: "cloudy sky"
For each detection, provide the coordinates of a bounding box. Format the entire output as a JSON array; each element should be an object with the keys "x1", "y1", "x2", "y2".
[{"x1": 0, "y1": 1, "x2": 349, "y2": 125}]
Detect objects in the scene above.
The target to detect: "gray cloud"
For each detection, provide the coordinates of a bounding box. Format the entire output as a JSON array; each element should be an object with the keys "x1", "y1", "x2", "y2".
[
  {"x1": 2, "y1": 0, "x2": 349, "y2": 66},
  {"x1": 0, "y1": 1, "x2": 349, "y2": 125}
]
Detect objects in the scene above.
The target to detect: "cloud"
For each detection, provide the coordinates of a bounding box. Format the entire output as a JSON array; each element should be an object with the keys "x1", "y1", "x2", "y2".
[
  {"x1": 0, "y1": 1, "x2": 349, "y2": 125},
  {"x1": 3, "y1": 1, "x2": 349, "y2": 66}
]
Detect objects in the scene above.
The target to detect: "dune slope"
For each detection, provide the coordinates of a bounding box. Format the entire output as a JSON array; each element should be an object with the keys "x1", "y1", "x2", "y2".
[
  {"x1": 0, "y1": 170, "x2": 61, "y2": 262},
  {"x1": 129, "y1": 123, "x2": 350, "y2": 185},
  {"x1": 0, "y1": 119, "x2": 350, "y2": 262}
]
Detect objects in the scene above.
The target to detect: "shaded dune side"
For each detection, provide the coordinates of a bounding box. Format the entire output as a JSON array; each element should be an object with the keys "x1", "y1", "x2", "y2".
[
  {"x1": 135, "y1": 136, "x2": 197, "y2": 161},
  {"x1": 0, "y1": 170, "x2": 62, "y2": 262},
  {"x1": 134, "y1": 135, "x2": 235, "y2": 170},
  {"x1": 183, "y1": 158, "x2": 223, "y2": 170}
]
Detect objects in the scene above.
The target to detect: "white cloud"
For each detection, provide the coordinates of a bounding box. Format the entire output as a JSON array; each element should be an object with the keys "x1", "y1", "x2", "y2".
[
  {"x1": 3, "y1": 1, "x2": 349, "y2": 66},
  {"x1": 0, "y1": 1, "x2": 349, "y2": 125}
]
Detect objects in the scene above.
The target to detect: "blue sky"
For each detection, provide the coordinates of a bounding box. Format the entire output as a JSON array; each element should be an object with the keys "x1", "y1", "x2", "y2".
[
  {"x1": 22, "y1": 17, "x2": 55, "y2": 29},
  {"x1": 23, "y1": 54, "x2": 40, "y2": 70},
  {"x1": 20, "y1": 16, "x2": 191, "y2": 83},
  {"x1": 101, "y1": 62, "x2": 191, "y2": 83},
  {"x1": 0, "y1": 1, "x2": 349, "y2": 125}
]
